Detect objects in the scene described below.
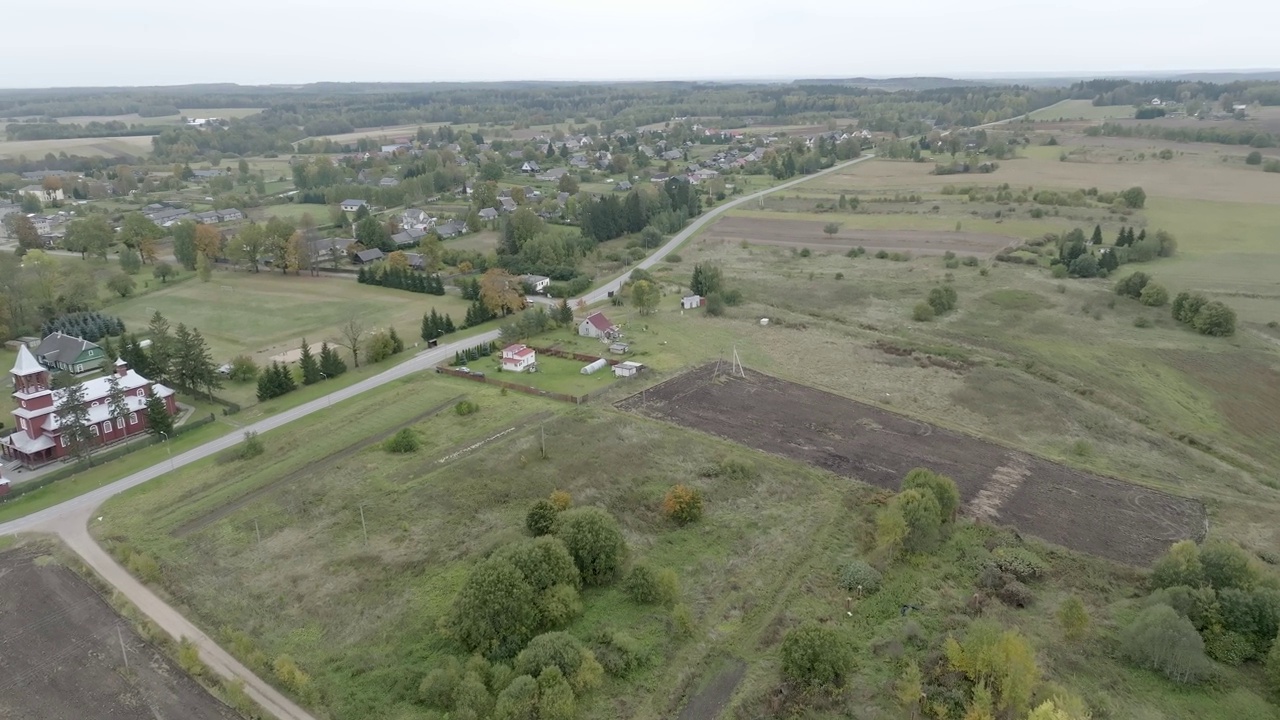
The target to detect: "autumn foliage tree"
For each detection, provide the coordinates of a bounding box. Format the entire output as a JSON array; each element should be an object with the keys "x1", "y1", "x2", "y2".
[
  {"x1": 479, "y1": 268, "x2": 526, "y2": 317},
  {"x1": 661, "y1": 485, "x2": 704, "y2": 525}
]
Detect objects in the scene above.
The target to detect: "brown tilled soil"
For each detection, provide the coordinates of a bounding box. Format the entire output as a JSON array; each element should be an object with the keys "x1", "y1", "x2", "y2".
[
  {"x1": 702, "y1": 216, "x2": 1016, "y2": 256},
  {"x1": 0, "y1": 546, "x2": 237, "y2": 720},
  {"x1": 618, "y1": 365, "x2": 1205, "y2": 565}
]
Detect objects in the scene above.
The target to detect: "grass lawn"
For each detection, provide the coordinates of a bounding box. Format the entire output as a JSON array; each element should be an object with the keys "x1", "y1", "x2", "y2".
[
  {"x1": 247, "y1": 203, "x2": 329, "y2": 225},
  {"x1": 468, "y1": 354, "x2": 618, "y2": 396},
  {"x1": 1025, "y1": 99, "x2": 1135, "y2": 122},
  {"x1": 108, "y1": 271, "x2": 473, "y2": 367}
]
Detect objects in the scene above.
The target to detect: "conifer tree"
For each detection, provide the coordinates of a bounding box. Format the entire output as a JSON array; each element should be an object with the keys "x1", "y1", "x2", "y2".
[
  {"x1": 144, "y1": 388, "x2": 174, "y2": 438},
  {"x1": 299, "y1": 338, "x2": 321, "y2": 385},
  {"x1": 389, "y1": 327, "x2": 404, "y2": 354},
  {"x1": 1090, "y1": 224, "x2": 1103, "y2": 245},
  {"x1": 318, "y1": 342, "x2": 347, "y2": 377}
]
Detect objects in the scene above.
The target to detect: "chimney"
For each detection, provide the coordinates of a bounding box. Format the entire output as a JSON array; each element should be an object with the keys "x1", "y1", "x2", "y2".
[{"x1": 114, "y1": 357, "x2": 129, "y2": 377}]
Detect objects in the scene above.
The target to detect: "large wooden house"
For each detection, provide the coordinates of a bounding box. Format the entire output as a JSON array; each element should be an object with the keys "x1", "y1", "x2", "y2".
[{"x1": 0, "y1": 345, "x2": 177, "y2": 467}]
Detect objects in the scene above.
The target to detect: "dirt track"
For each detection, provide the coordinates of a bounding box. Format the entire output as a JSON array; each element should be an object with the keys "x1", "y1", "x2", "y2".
[
  {"x1": 618, "y1": 365, "x2": 1205, "y2": 565},
  {"x1": 703, "y1": 216, "x2": 1016, "y2": 256},
  {"x1": 0, "y1": 545, "x2": 238, "y2": 720}
]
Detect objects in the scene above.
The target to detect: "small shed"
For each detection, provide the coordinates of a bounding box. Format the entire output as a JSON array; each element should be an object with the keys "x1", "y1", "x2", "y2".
[
  {"x1": 581, "y1": 358, "x2": 608, "y2": 375},
  {"x1": 681, "y1": 295, "x2": 705, "y2": 309},
  {"x1": 613, "y1": 361, "x2": 643, "y2": 378},
  {"x1": 608, "y1": 342, "x2": 630, "y2": 354}
]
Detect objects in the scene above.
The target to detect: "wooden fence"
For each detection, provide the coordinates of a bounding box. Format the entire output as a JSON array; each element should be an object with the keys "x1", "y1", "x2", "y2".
[
  {"x1": 435, "y1": 367, "x2": 584, "y2": 404},
  {"x1": 528, "y1": 346, "x2": 621, "y2": 367}
]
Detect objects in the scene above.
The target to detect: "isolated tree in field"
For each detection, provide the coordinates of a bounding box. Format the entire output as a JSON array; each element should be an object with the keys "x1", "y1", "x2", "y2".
[
  {"x1": 823, "y1": 222, "x2": 840, "y2": 236},
  {"x1": 1120, "y1": 186, "x2": 1147, "y2": 209},
  {"x1": 630, "y1": 279, "x2": 660, "y2": 315},
  {"x1": 1139, "y1": 282, "x2": 1169, "y2": 307},
  {"x1": 228, "y1": 355, "x2": 258, "y2": 382},
  {"x1": 118, "y1": 248, "x2": 142, "y2": 275},
  {"x1": 1089, "y1": 224, "x2": 1103, "y2": 245},
  {"x1": 689, "y1": 263, "x2": 723, "y2": 297},
  {"x1": 889, "y1": 489, "x2": 943, "y2": 554},
  {"x1": 153, "y1": 261, "x2": 176, "y2": 283},
  {"x1": 107, "y1": 272, "x2": 136, "y2": 298},
  {"x1": 298, "y1": 339, "x2": 321, "y2": 385},
  {"x1": 143, "y1": 388, "x2": 173, "y2": 438},
  {"x1": 337, "y1": 315, "x2": 367, "y2": 367},
  {"x1": 554, "y1": 507, "x2": 627, "y2": 586},
  {"x1": 196, "y1": 252, "x2": 213, "y2": 282},
  {"x1": 780, "y1": 622, "x2": 854, "y2": 688},
  {"x1": 479, "y1": 268, "x2": 525, "y2": 317},
  {"x1": 233, "y1": 222, "x2": 267, "y2": 272}
]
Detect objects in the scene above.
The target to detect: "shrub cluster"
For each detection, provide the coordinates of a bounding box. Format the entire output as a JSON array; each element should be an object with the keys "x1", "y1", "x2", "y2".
[
  {"x1": 383, "y1": 427, "x2": 419, "y2": 453},
  {"x1": 1172, "y1": 292, "x2": 1236, "y2": 337}
]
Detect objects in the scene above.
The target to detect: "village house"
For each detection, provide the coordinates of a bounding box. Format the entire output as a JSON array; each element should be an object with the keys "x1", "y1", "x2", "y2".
[
  {"x1": 400, "y1": 208, "x2": 432, "y2": 229},
  {"x1": 520, "y1": 274, "x2": 551, "y2": 293},
  {"x1": 478, "y1": 207, "x2": 499, "y2": 221},
  {"x1": 20, "y1": 185, "x2": 63, "y2": 203},
  {"x1": 391, "y1": 227, "x2": 428, "y2": 248},
  {"x1": 340, "y1": 199, "x2": 368, "y2": 213},
  {"x1": 500, "y1": 344, "x2": 537, "y2": 373},
  {"x1": 435, "y1": 220, "x2": 466, "y2": 238},
  {"x1": 500, "y1": 197, "x2": 518, "y2": 213},
  {"x1": 535, "y1": 167, "x2": 568, "y2": 182},
  {"x1": 35, "y1": 332, "x2": 105, "y2": 374},
  {"x1": 521, "y1": 161, "x2": 542, "y2": 174},
  {"x1": 0, "y1": 347, "x2": 177, "y2": 468},
  {"x1": 578, "y1": 311, "x2": 620, "y2": 340},
  {"x1": 353, "y1": 248, "x2": 385, "y2": 264}
]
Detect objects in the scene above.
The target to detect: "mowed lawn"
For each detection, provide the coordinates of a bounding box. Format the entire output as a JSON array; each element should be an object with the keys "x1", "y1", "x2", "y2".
[{"x1": 110, "y1": 272, "x2": 472, "y2": 364}]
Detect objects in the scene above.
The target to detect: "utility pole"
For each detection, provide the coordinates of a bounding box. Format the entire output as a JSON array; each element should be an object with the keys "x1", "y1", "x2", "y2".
[
  {"x1": 118, "y1": 626, "x2": 129, "y2": 669},
  {"x1": 359, "y1": 505, "x2": 368, "y2": 544},
  {"x1": 254, "y1": 519, "x2": 261, "y2": 546}
]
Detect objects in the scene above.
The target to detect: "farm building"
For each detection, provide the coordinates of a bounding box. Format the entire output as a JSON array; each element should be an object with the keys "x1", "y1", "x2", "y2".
[
  {"x1": 613, "y1": 361, "x2": 643, "y2": 378},
  {"x1": 680, "y1": 295, "x2": 705, "y2": 309},
  {"x1": 0, "y1": 347, "x2": 177, "y2": 468},
  {"x1": 352, "y1": 249, "x2": 385, "y2": 264},
  {"x1": 608, "y1": 342, "x2": 630, "y2": 354},
  {"x1": 520, "y1": 274, "x2": 551, "y2": 293},
  {"x1": 501, "y1": 344, "x2": 536, "y2": 373},
  {"x1": 581, "y1": 358, "x2": 608, "y2": 375},
  {"x1": 340, "y1": 199, "x2": 368, "y2": 213},
  {"x1": 578, "y1": 312, "x2": 620, "y2": 340}
]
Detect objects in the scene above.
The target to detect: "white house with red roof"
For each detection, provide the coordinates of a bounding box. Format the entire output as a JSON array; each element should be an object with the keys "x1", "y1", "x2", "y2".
[
  {"x1": 501, "y1": 344, "x2": 537, "y2": 373},
  {"x1": 578, "y1": 311, "x2": 620, "y2": 341},
  {"x1": 0, "y1": 345, "x2": 177, "y2": 467}
]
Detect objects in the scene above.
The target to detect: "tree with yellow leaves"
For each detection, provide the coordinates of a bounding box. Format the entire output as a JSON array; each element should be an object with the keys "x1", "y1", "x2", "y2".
[{"x1": 479, "y1": 268, "x2": 525, "y2": 317}]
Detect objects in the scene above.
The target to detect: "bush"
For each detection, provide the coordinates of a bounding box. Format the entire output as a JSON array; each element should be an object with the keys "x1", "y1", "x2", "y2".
[
  {"x1": 780, "y1": 622, "x2": 854, "y2": 688},
  {"x1": 1199, "y1": 541, "x2": 1256, "y2": 591},
  {"x1": 926, "y1": 286, "x2": 958, "y2": 315},
  {"x1": 1068, "y1": 253, "x2": 1099, "y2": 278},
  {"x1": 799, "y1": 248, "x2": 811, "y2": 257},
  {"x1": 670, "y1": 603, "x2": 697, "y2": 638},
  {"x1": 239, "y1": 431, "x2": 264, "y2": 460},
  {"x1": 456, "y1": 400, "x2": 480, "y2": 416},
  {"x1": 549, "y1": 490, "x2": 572, "y2": 511},
  {"x1": 997, "y1": 580, "x2": 1035, "y2": 608},
  {"x1": 912, "y1": 301, "x2": 935, "y2": 322},
  {"x1": 1246, "y1": 150, "x2": 1263, "y2": 165},
  {"x1": 1192, "y1": 301, "x2": 1236, "y2": 337},
  {"x1": 661, "y1": 484, "x2": 704, "y2": 525},
  {"x1": 420, "y1": 657, "x2": 463, "y2": 708},
  {"x1": 1115, "y1": 271, "x2": 1151, "y2": 299},
  {"x1": 992, "y1": 547, "x2": 1047, "y2": 582},
  {"x1": 514, "y1": 632, "x2": 589, "y2": 680},
  {"x1": 1205, "y1": 629, "x2": 1255, "y2": 666},
  {"x1": 591, "y1": 631, "x2": 649, "y2": 677},
  {"x1": 554, "y1": 507, "x2": 627, "y2": 586},
  {"x1": 384, "y1": 427, "x2": 420, "y2": 453},
  {"x1": 1119, "y1": 604, "x2": 1213, "y2": 684},
  {"x1": 273, "y1": 654, "x2": 312, "y2": 694},
  {"x1": 1266, "y1": 631, "x2": 1280, "y2": 694},
  {"x1": 228, "y1": 354, "x2": 259, "y2": 382},
  {"x1": 901, "y1": 468, "x2": 960, "y2": 521},
  {"x1": 1050, "y1": 263, "x2": 1069, "y2": 279},
  {"x1": 704, "y1": 293, "x2": 725, "y2": 317},
  {"x1": 449, "y1": 556, "x2": 544, "y2": 659},
  {"x1": 894, "y1": 489, "x2": 943, "y2": 554},
  {"x1": 837, "y1": 559, "x2": 882, "y2": 594},
  {"x1": 1057, "y1": 595, "x2": 1090, "y2": 640},
  {"x1": 1134, "y1": 316, "x2": 1152, "y2": 328},
  {"x1": 874, "y1": 249, "x2": 889, "y2": 259},
  {"x1": 1151, "y1": 540, "x2": 1204, "y2": 589},
  {"x1": 1172, "y1": 292, "x2": 1208, "y2": 324},
  {"x1": 623, "y1": 563, "x2": 680, "y2": 606},
  {"x1": 665, "y1": 253, "x2": 682, "y2": 263},
  {"x1": 526, "y1": 500, "x2": 558, "y2": 536},
  {"x1": 961, "y1": 256, "x2": 979, "y2": 267}
]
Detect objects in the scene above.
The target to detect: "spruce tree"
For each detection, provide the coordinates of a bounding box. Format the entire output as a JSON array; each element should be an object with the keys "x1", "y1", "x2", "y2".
[
  {"x1": 389, "y1": 327, "x2": 404, "y2": 354},
  {"x1": 299, "y1": 338, "x2": 321, "y2": 385},
  {"x1": 147, "y1": 311, "x2": 173, "y2": 381},
  {"x1": 144, "y1": 388, "x2": 174, "y2": 437},
  {"x1": 318, "y1": 342, "x2": 347, "y2": 377},
  {"x1": 257, "y1": 364, "x2": 276, "y2": 401},
  {"x1": 1137, "y1": 228, "x2": 1147, "y2": 243},
  {"x1": 421, "y1": 311, "x2": 434, "y2": 341},
  {"x1": 278, "y1": 362, "x2": 298, "y2": 393},
  {"x1": 1090, "y1": 224, "x2": 1103, "y2": 245},
  {"x1": 444, "y1": 314, "x2": 456, "y2": 333}
]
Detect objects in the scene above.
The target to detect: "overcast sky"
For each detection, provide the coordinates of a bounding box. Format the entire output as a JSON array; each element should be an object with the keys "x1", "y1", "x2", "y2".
[{"x1": 8, "y1": 0, "x2": 1278, "y2": 88}]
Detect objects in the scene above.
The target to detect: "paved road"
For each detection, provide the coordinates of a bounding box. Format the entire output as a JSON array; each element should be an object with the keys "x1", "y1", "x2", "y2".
[{"x1": 0, "y1": 151, "x2": 875, "y2": 719}]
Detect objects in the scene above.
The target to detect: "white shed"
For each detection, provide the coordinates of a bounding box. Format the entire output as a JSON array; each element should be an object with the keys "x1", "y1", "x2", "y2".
[
  {"x1": 613, "y1": 361, "x2": 643, "y2": 378},
  {"x1": 581, "y1": 358, "x2": 608, "y2": 375},
  {"x1": 681, "y1": 295, "x2": 704, "y2": 309}
]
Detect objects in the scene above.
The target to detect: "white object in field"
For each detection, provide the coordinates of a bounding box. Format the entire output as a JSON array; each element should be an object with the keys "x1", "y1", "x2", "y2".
[
  {"x1": 581, "y1": 358, "x2": 608, "y2": 375},
  {"x1": 759, "y1": 318, "x2": 769, "y2": 326}
]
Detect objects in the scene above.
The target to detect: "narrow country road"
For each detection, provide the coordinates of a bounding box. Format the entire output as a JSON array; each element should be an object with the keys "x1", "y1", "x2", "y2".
[{"x1": 0, "y1": 151, "x2": 875, "y2": 719}]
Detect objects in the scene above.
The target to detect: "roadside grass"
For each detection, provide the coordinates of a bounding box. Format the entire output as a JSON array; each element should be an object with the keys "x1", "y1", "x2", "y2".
[{"x1": 107, "y1": 271, "x2": 473, "y2": 366}]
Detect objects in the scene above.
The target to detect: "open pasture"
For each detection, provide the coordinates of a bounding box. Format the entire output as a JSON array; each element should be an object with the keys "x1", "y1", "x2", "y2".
[
  {"x1": 0, "y1": 544, "x2": 236, "y2": 720},
  {"x1": 1023, "y1": 99, "x2": 1134, "y2": 122},
  {"x1": 110, "y1": 271, "x2": 471, "y2": 364},
  {"x1": 619, "y1": 365, "x2": 1205, "y2": 565},
  {"x1": 48, "y1": 107, "x2": 265, "y2": 126},
  {"x1": 702, "y1": 215, "x2": 1016, "y2": 256}
]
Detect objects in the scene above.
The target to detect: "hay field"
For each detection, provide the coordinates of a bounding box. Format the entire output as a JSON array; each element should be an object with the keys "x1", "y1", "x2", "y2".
[{"x1": 0, "y1": 135, "x2": 153, "y2": 160}]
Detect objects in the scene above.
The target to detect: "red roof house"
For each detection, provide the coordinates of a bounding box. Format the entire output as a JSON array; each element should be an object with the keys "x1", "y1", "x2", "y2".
[
  {"x1": 578, "y1": 312, "x2": 619, "y2": 340},
  {"x1": 501, "y1": 344, "x2": 537, "y2": 373}
]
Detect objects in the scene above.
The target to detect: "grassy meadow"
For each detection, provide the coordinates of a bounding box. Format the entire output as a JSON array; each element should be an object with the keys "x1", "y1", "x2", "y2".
[{"x1": 1024, "y1": 99, "x2": 1136, "y2": 122}]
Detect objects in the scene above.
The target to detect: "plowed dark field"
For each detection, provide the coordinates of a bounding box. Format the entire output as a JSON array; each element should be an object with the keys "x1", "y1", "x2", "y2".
[
  {"x1": 0, "y1": 546, "x2": 236, "y2": 720},
  {"x1": 618, "y1": 365, "x2": 1205, "y2": 565}
]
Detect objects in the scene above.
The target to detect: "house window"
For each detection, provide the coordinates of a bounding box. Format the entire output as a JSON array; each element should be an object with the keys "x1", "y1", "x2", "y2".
[
  {"x1": 102, "y1": 421, "x2": 111, "y2": 434},
  {"x1": 90, "y1": 425, "x2": 99, "y2": 437},
  {"x1": 75, "y1": 364, "x2": 83, "y2": 373},
  {"x1": 129, "y1": 412, "x2": 138, "y2": 425},
  {"x1": 116, "y1": 418, "x2": 124, "y2": 430},
  {"x1": 91, "y1": 401, "x2": 99, "y2": 406},
  {"x1": 137, "y1": 389, "x2": 145, "y2": 398}
]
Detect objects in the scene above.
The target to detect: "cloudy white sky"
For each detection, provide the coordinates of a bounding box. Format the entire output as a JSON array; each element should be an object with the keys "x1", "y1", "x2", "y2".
[{"x1": 9, "y1": 0, "x2": 1278, "y2": 88}]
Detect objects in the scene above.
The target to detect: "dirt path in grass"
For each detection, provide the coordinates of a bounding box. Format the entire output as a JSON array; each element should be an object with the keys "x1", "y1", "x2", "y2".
[
  {"x1": 172, "y1": 395, "x2": 467, "y2": 537},
  {"x1": 677, "y1": 659, "x2": 747, "y2": 720}
]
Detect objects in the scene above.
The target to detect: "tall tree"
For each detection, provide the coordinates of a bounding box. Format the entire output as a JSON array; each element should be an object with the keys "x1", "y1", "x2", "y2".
[
  {"x1": 631, "y1": 280, "x2": 660, "y2": 315},
  {"x1": 172, "y1": 220, "x2": 199, "y2": 269},
  {"x1": 55, "y1": 380, "x2": 94, "y2": 463},
  {"x1": 172, "y1": 324, "x2": 221, "y2": 399},
  {"x1": 196, "y1": 252, "x2": 213, "y2": 282},
  {"x1": 147, "y1": 311, "x2": 173, "y2": 382},
  {"x1": 337, "y1": 316, "x2": 367, "y2": 368},
  {"x1": 63, "y1": 216, "x2": 113, "y2": 260},
  {"x1": 8, "y1": 214, "x2": 42, "y2": 255},
  {"x1": 479, "y1": 268, "x2": 525, "y2": 317},
  {"x1": 1090, "y1": 224, "x2": 1103, "y2": 245},
  {"x1": 318, "y1": 341, "x2": 347, "y2": 377},
  {"x1": 194, "y1": 223, "x2": 223, "y2": 260},
  {"x1": 106, "y1": 374, "x2": 129, "y2": 432},
  {"x1": 232, "y1": 221, "x2": 266, "y2": 272},
  {"x1": 144, "y1": 388, "x2": 174, "y2": 438},
  {"x1": 119, "y1": 212, "x2": 162, "y2": 251},
  {"x1": 298, "y1": 338, "x2": 321, "y2": 385}
]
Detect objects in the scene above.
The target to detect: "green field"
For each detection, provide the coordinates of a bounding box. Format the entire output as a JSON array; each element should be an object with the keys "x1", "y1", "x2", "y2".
[
  {"x1": 109, "y1": 271, "x2": 472, "y2": 367},
  {"x1": 1025, "y1": 99, "x2": 1136, "y2": 122}
]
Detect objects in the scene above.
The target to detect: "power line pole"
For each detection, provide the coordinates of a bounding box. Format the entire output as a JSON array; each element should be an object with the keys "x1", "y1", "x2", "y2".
[
  {"x1": 359, "y1": 505, "x2": 368, "y2": 545},
  {"x1": 117, "y1": 626, "x2": 129, "y2": 669}
]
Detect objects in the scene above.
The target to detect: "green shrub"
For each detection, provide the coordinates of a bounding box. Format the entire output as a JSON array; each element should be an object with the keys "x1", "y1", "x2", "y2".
[
  {"x1": 1266, "y1": 631, "x2": 1280, "y2": 694},
  {"x1": 420, "y1": 657, "x2": 463, "y2": 708},
  {"x1": 664, "y1": 253, "x2": 682, "y2": 263},
  {"x1": 1140, "y1": 283, "x2": 1169, "y2": 307},
  {"x1": 238, "y1": 431, "x2": 264, "y2": 460},
  {"x1": 961, "y1": 256, "x2": 979, "y2": 266},
  {"x1": 178, "y1": 637, "x2": 205, "y2": 677},
  {"x1": 912, "y1": 301, "x2": 935, "y2": 322},
  {"x1": 901, "y1": 468, "x2": 960, "y2": 521},
  {"x1": 874, "y1": 249, "x2": 890, "y2": 259},
  {"x1": 449, "y1": 557, "x2": 543, "y2": 659},
  {"x1": 1246, "y1": 151, "x2": 1263, "y2": 165},
  {"x1": 799, "y1": 248, "x2": 811, "y2": 257},
  {"x1": 1133, "y1": 316, "x2": 1152, "y2": 328},
  {"x1": 670, "y1": 603, "x2": 697, "y2": 638},
  {"x1": 1192, "y1": 301, "x2": 1236, "y2": 337},
  {"x1": 1205, "y1": 629, "x2": 1255, "y2": 665},
  {"x1": 554, "y1": 507, "x2": 627, "y2": 586},
  {"x1": 384, "y1": 427, "x2": 420, "y2": 453},
  {"x1": 1114, "y1": 271, "x2": 1151, "y2": 298},
  {"x1": 526, "y1": 500, "x2": 558, "y2": 536},
  {"x1": 780, "y1": 622, "x2": 854, "y2": 688},
  {"x1": 1200, "y1": 541, "x2": 1256, "y2": 591},
  {"x1": 927, "y1": 285, "x2": 958, "y2": 315},
  {"x1": 514, "y1": 632, "x2": 588, "y2": 680},
  {"x1": 1050, "y1": 264, "x2": 1069, "y2": 279},
  {"x1": 591, "y1": 631, "x2": 649, "y2": 677},
  {"x1": 704, "y1": 293, "x2": 725, "y2": 317},
  {"x1": 1119, "y1": 604, "x2": 1213, "y2": 684},
  {"x1": 456, "y1": 400, "x2": 480, "y2": 416},
  {"x1": 623, "y1": 563, "x2": 679, "y2": 606},
  {"x1": 709, "y1": 457, "x2": 757, "y2": 481},
  {"x1": 997, "y1": 580, "x2": 1035, "y2": 607},
  {"x1": 494, "y1": 537, "x2": 581, "y2": 592},
  {"x1": 837, "y1": 559, "x2": 882, "y2": 594},
  {"x1": 992, "y1": 547, "x2": 1047, "y2": 582},
  {"x1": 1151, "y1": 540, "x2": 1204, "y2": 590}
]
